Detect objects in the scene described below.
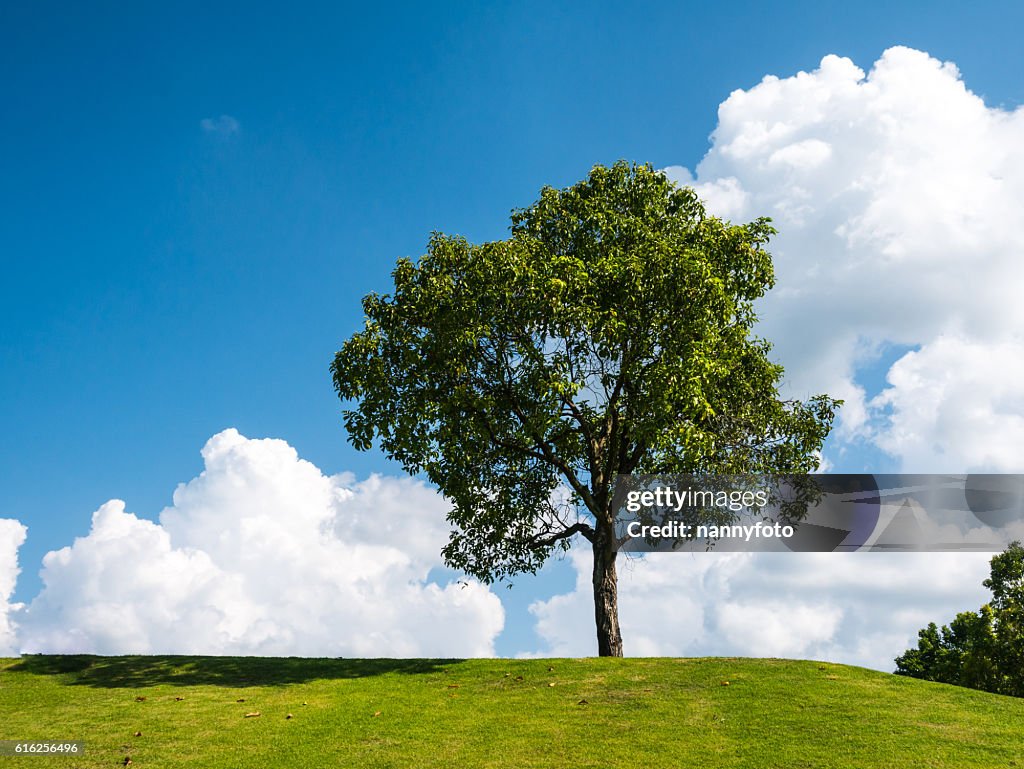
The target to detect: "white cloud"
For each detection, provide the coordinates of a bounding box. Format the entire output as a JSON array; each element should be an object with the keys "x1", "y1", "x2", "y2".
[
  {"x1": 17, "y1": 429, "x2": 503, "y2": 656},
  {"x1": 200, "y1": 115, "x2": 240, "y2": 136},
  {"x1": 871, "y1": 335, "x2": 1024, "y2": 472},
  {"x1": 527, "y1": 46, "x2": 1019, "y2": 672},
  {"x1": 666, "y1": 46, "x2": 1024, "y2": 471},
  {"x1": 0, "y1": 519, "x2": 27, "y2": 656},
  {"x1": 528, "y1": 549, "x2": 992, "y2": 671}
]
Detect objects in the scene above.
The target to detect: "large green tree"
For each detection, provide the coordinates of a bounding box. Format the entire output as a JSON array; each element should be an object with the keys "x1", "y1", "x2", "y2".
[
  {"x1": 332, "y1": 162, "x2": 838, "y2": 656},
  {"x1": 895, "y1": 542, "x2": 1024, "y2": 696}
]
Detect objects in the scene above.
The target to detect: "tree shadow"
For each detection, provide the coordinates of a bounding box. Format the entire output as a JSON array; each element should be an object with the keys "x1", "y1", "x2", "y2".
[{"x1": 7, "y1": 655, "x2": 465, "y2": 688}]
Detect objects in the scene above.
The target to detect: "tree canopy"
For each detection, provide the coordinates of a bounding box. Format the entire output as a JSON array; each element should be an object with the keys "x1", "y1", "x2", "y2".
[
  {"x1": 332, "y1": 161, "x2": 839, "y2": 655},
  {"x1": 895, "y1": 542, "x2": 1024, "y2": 696}
]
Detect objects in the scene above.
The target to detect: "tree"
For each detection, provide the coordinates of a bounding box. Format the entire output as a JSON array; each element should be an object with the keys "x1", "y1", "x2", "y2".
[
  {"x1": 331, "y1": 161, "x2": 839, "y2": 656},
  {"x1": 895, "y1": 542, "x2": 1024, "y2": 696}
]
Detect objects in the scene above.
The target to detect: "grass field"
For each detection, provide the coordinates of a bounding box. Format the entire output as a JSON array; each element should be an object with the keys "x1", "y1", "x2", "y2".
[{"x1": 0, "y1": 655, "x2": 1021, "y2": 767}]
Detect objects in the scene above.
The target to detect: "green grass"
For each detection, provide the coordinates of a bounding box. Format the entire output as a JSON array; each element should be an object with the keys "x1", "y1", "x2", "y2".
[{"x1": 0, "y1": 656, "x2": 1021, "y2": 767}]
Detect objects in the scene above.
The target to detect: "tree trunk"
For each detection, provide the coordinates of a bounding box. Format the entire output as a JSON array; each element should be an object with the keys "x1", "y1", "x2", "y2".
[{"x1": 592, "y1": 532, "x2": 623, "y2": 657}]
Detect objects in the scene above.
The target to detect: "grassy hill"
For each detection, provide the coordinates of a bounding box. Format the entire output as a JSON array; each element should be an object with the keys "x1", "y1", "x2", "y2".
[{"x1": 0, "y1": 656, "x2": 1021, "y2": 767}]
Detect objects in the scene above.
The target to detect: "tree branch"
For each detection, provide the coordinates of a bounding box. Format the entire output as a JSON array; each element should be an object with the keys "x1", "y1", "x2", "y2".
[{"x1": 529, "y1": 521, "x2": 595, "y2": 547}]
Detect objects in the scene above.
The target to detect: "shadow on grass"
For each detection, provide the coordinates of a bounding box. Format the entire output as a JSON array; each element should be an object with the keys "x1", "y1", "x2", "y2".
[{"x1": 7, "y1": 655, "x2": 465, "y2": 688}]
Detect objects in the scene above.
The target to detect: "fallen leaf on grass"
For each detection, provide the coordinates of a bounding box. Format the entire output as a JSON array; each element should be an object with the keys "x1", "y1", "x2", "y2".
[
  {"x1": 720, "y1": 681, "x2": 730, "y2": 686},
  {"x1": 547, "y1": 682, "x2": 556, "y2": 687},
  {"x1": 244, "y1": 712, "x2": 261, "y2": 718},
  {"x1": 447, "y1": 684, "x2": 460, "y2": 689},
  {"x1": 577, "y1": 699, "x2": 588, "y2": 705},
  {"x1": 372, "y1": 711, "x2": 382, "y2": 717}
]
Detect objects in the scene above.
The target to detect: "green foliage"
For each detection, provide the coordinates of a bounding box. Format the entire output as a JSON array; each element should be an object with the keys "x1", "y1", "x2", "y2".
[
  {"x1": 331, "y1": 161, "x2": 839, "y2": 586},
  {"x1": 896, "y1": 542, "x2": 1024, "y2": 696}
]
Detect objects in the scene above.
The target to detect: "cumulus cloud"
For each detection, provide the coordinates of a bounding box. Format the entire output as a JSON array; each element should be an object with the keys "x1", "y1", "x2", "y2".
[
  {"x1": 528, "y1": 549, "x2": 992, "y2": 670},
  {"x1": 0, "y1": 519, "x2": 27, "y2": 656},
  {"x1": 200, "y1": 114, "x2": 240, "y2": 136},
  {"x1": 871, "y1": 335, "x2": 1024, "y2": 472},
  {"x1": 539, "y1": 45, "x2": 1018, "y2": 673},
  {"x1": 525, "y1": 47, "x2": 1024, "y2": 670},
  {"x1": 17, "y1": 429, "x2": 503, "y2": 656},
  {"x1": 665, "y1": 46, "x2": 1024, "y2": 472}
]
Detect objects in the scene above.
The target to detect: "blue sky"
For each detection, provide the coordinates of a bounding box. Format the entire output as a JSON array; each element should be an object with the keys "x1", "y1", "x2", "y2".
[{"x1": 2, "y1": 1, "x2": 1023, "y2": 660}]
